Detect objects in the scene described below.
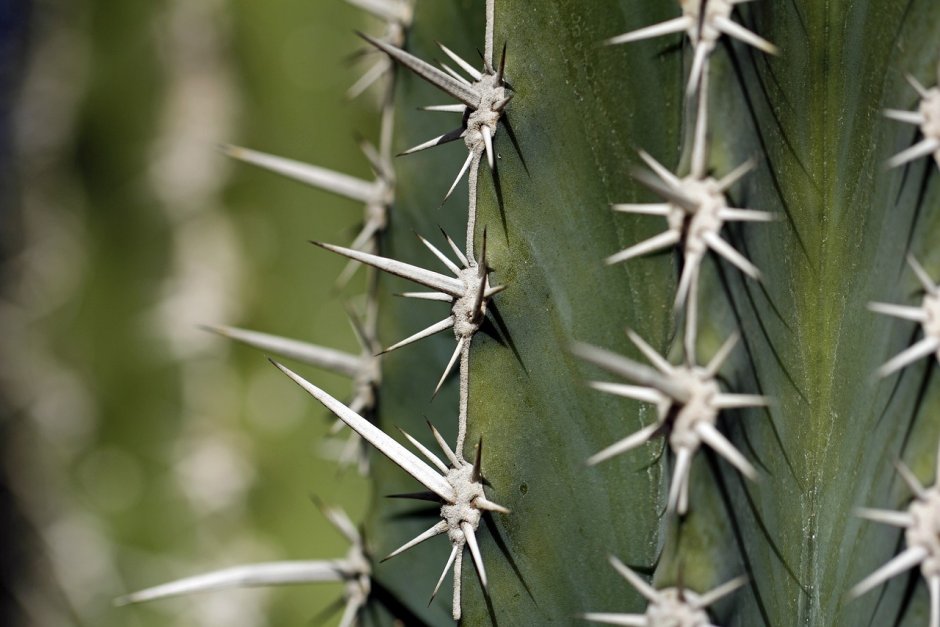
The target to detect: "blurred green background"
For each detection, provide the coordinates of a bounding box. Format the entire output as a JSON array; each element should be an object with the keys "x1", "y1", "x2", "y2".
[{"x1": 2, "y1": 1, "x2": 390, "y2": 625}]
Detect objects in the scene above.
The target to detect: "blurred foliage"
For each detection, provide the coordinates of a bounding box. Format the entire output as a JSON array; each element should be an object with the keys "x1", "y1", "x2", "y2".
[{"x1": 3, "y1": 0, "x2": 393, "y2": 625}]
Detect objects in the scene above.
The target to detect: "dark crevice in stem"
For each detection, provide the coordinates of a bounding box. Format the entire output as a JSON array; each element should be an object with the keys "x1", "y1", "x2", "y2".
[
  {"x1": 715, "y1": 244, "x2": 808, "y2": 407},
  {"x1": 735, "y1": 9, "x2": 794, "y2": 116},
  {"x1": 890, "y1": 565, "x2": 920, "y2": 627},
  {"x1": 785, "y1": 0, "x2": 810, "y2": 38},
  {"x1": 897, "y1": 358, "x2": 934, "y2": 465},
  {"x1": 736, "y1": 467, "x2": 809, "y2": 596},
  {"x1": 480, "y1": 585, "x2": 500, "y2": 627},
  {"x1": 736, "y1": 36, "x2": 816, "y2": 195},
  {"x1": 371, "y1": 579, "x2": 436, "y2": 627},
  {"x1": 364, "y1": 597, "x2": 382, "y2": 627},
  {"x1": 385, "y1": 491, "x2": 445, "y2": 502},
  {"x1": 731, "y1": 225, "x2": 794, "y2": 333},
  {"x1": 654, "y1": 38, "x2": 685, "y2": 61},
  {"x1": 489, "y1": 157, "x2": 509, "y2": 242},
  {"x1": 501, "y1": 114, "x2": 528, "y2": 175},
  {"x1": 865, "y1": 531, "x2": 908, "y2": 627},
  {"x1": 729, "y1": 33, "x2": 813, "y2": 189},
  {"x1": 705, "y1": 451, "x2": 773, "y2": 627},
  {"x1": 737, "y1": 280, "x2": 804, "y2": 406},
  {"x1": 483, "y1": 302, "x2": 528, "y2": 374},
  {"x1": 731, "y1": 410, "x2": 772, "y2": 475},
  {"x1": 893, "y1": 145, "x2": 915, "y2": 208},
  {"x1": 903, "y1": 159, "x2": 935, "y2": 258},
  {"x1": 627, "y1": 550, "x2": 660, "y2": 577},
  {"x1": 714, "y1": 259, "x2": 803, "y2": 489},
  {"x1": 479, "y1": 316, "x2": 509, "y2": 349},
  {"x1": 874, "y1": 335, "x2": 915, "y2": 430},
  {"x1": 723, "y1": 39, "x2": 813, "y2": 266},
  {"x1": 385, "y1": 504, "x2": 442, "y2": 521},
  {"x1": 885, "y1": 0, "x2": 927, "y2": 259},
  {"x1": 482, "y1": 513, "x2": 535, "y2": 604}
]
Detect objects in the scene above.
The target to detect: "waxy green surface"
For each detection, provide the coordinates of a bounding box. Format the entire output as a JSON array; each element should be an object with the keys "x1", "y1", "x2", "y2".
[{"x1": 370, "y1": 1, "x2": 940, "y2": 625}]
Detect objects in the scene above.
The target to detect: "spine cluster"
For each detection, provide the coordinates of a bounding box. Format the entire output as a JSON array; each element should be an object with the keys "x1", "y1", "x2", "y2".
[
  {"x1": 578, "y1": 2, "x2": 778, "y2": 623},
  {"x1": 851, "y1": 61, "x2": 940, "y2": 627}
]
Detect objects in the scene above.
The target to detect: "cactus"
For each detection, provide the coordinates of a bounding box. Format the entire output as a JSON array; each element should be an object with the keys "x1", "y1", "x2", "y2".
[{"x1": 113, "y1": 1, "x2": 940, "y2": 626}]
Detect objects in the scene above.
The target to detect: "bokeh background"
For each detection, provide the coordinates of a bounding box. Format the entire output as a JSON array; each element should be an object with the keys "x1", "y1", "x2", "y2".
[{"x1": 1, "y1": 1, "x2": 389, "y2": 625}]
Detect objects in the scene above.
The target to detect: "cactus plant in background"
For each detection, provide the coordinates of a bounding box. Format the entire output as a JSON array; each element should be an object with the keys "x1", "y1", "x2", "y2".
[{"x1": 9, "y1": 0, "x2": 939, "y2": 625}]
